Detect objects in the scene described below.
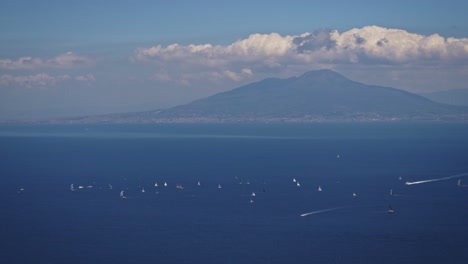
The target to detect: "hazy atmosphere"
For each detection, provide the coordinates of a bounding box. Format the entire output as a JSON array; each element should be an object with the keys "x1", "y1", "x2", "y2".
[
  {"x1": 1, "y1": 0, "x2": 467, "y2": 119},
  {"x1": 2, "y1": 2, "x2": 468, "y2": 264}
]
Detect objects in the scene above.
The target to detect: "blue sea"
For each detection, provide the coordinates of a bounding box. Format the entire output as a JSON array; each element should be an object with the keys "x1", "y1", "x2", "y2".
[{"x1": 1, "y1": 123, "x2": 467, "y2": 264}]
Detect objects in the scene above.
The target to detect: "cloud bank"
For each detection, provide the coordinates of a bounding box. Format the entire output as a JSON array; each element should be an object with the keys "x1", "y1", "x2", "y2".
[
  {"x1": 0, "y1": 52, "x2": 94, "y2": 70},
  {"x1": 133, "y1": 26, "x2": 468, "y2": 84},
  {"x1": 0, "y1": 73, "x2": 95, "y2": 88}
]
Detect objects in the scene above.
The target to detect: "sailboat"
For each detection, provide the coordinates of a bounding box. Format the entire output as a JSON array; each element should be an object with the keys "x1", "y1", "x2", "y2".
[
  {"x1": 458, "y1": 179, "x2": 462, "y2": 187},
  {"x1": 120, "y1": 190, "x2": 127, "y2": 199},
  {"x1": 197, "y1": 181, "x2": 201, "y2": 186},
  {"x1": 154, "y1": 182, "x2": 158, "y2": 187},
  {"x1": 387, "y1": 205, "x2": 394, "y2": 214},
  {"x1": 293, "y1": 178, "x2": 297, "y2": 183},
  {"x1": 318, "y1": 185, "x2": 322, "y2": 192},
  {"x1": 70, "y1": 184, "x2": 75, "y2": 192},
  {"x1": 251, "y1": 192, "x2": 256, "y2": 197},
  {"x1": 141, "y1": 187, "x2": 145, "y2": 193},
  {"x1": 218, "y1": 184, "x2": 222, "y2": 189},
  {"x1": 296, "y1": 182, "x2": 301, "y2": 187},
  {"x1": 389, "y1": 189, "x2": 393, "y2": 196},
  {"x1": 164, "y1": 182, "x2": 168, "y2": 187},
  {"x1": 352, "y1": 192, "x2": 357, "y2": 197}
]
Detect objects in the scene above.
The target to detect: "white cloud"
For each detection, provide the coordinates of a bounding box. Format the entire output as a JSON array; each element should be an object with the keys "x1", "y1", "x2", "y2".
[
  {"x1": 133, "y1": 26, "x2": 468, "y2": 85},
  {"x1": 0, "y1": 52, "x2": 94, "y2": 70},
  {"x1": 74, "y1": 74, "x2": 95, "y2": 82},
  {"x1": 0, "y1": 73, "x2": 95, "y2": 88}
]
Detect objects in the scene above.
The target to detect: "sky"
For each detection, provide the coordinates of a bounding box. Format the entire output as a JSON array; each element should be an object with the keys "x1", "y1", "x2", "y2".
[{"x1": 1, "y1": 0, "x2": 468, "y2": 119}]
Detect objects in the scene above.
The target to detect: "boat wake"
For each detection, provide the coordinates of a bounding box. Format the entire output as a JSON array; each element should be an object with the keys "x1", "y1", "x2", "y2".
[
  {"x1": 300, "y1": 207, "x2": 343, "y2": 217},
  {"x1": 405, "y1": 172, "x2": 468, "y2": 186}
]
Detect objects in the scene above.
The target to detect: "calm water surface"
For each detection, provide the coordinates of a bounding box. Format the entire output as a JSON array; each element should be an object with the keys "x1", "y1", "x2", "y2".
[{"x1": 1, "y1": 123, "x2": 467, "y2": 264}]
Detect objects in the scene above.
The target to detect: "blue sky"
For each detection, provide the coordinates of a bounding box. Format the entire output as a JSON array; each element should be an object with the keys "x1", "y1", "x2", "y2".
[{"x1": 1, "y1": 0, "x2": 468, "y2": 119}]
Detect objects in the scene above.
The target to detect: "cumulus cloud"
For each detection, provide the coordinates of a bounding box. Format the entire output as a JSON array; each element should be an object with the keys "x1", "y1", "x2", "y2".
[
  {"x1": 133, "y1": 26, "x2": 468, "y2": 84},
  {"x1": 0, "y1": 73, "x2": 95, "y2": 88},
  {"x1": 0, "y1": 52, "x2": 94, "y2": 70}
]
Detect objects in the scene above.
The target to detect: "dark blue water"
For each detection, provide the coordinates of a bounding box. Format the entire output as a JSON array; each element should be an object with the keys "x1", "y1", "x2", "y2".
[{"x1": 1, "y1": 123, "x2": 467, "y2": 264}]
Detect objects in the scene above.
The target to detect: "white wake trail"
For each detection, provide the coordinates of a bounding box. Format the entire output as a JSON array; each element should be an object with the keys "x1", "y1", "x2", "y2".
[
  {"x1": 300, "y1": 207, "x2": 343, "y2": 217},
  {"x1": 405, "y1": 172, "x2": 468, "y2": 186}
]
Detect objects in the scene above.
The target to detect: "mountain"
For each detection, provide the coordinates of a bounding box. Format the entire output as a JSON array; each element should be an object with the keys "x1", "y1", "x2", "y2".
[
  {"x1": 143, "y1": 69, "x2": 465, "y2": 122},
  {"x1": 20, "y1": 69, "x2": 468, "y2": 123},
  {"x1": 419, "y1": 88, "x2": 468, "y2": 107}
]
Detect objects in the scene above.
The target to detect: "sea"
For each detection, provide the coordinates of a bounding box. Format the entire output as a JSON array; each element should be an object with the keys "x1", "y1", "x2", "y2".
[{"x1": 0, "y1": 123, "x2": 467, "y2": 264}]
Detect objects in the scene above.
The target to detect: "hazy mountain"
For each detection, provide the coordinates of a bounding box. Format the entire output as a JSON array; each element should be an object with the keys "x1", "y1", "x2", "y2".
[
  {"x1": 148, "y1": 69, "x2": 464, "y2": 122},
  {"x1": 16, "y1": 69, "x2": 467, "y2": 123},
  {"x1": 419, "y1": 89, "x2": 468, "y2": 106}
]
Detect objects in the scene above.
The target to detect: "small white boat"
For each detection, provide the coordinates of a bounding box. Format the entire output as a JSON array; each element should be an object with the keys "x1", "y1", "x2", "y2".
[
  {"x1": 70, "y1": 184, "x2": 75, "y2": 192},
  {"x1": 154, "y1": 182, "x2": 158, "y2": 187},
  {"x1": 398, "y1": 176, "x2": 403, "y2": 180},
  {"x1": 352, "y1": 192, "x2": 357, "y2": 197},
  {"x1": 197, "y1": 181, "x2": 201, "y2": 186},
  {"x1": 318, "y1": 186, "x2": 322, "y2": 192},
  {"x1": 387, "y1": 205, "x2": 394, "y2": 214},
  {"x1": 293, "y1": 178, "x2": 297, "y2": 183},
  {"x1": 296, "y1": 182, "x2": 300, "y2": 187},
  {"x1": 250, "y1": 198, "x2": 254, "y2": 204},
  {"x1": 164, "y1": 182, "x2": 168, "y2": 187},
  {"x1": 141, "y1": 187, "x2": 145, "y2": 193},
  {"x1": 337, "y1": 154, "x2": 340, "y2": 159},
  {"x1": 120, "y1": 190, "x2": 127, "y2": 199},
  {"x1": 251, "y1": 192, "x2": 256, "y2": 197},
  {"x1": 78, "y1": 185, "x2": 84, "y2": 189},
  {"x1": 218, "y1": 184, "x2": 222, "y2": 189},
  {"x1": 458, "y1": 179, "x2": 462, "y2": 187}
]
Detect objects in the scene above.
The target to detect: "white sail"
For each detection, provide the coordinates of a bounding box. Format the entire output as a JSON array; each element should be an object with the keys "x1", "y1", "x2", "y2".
[
  {"x1": 197, "y1": 181, "x2": 201, "y2": 186},
  {"x1": 251, "y1": 192, "x2": 256, "y2": 197},
  {"x1": 352, "y1": 192, "x2": 357, "y2": 197},
  {"x1": 458, "y1": 179, "x2": 462, "y2": 186},
  {"x1": 293, "y1": 178, "x2": 297, "y2": 183},
  {"x1": 218, "y1": 184, "x2": 222, "y2": 189},
  {"x1": 164, "y1": 182, "x2": 168, "y2": 187},
  {"x1": 154, "y1": 182, "x2": 158, "y2": 187},
  {"x1": 70, "y1": 184, "x2": 75, "y2": 192},
  {"x1": 296, "y1": 182, "x2": 300, "y2": 187},
  {"x1": 120, "y1": 190, "x2": 127, "y2": 199},
  {"x1": 318, "y1": 186, "x2": 322, "y2": 192}
]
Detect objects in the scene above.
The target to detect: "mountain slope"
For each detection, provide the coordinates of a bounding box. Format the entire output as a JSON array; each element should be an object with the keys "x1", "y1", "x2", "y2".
[
  {"x1": 154, "y1": 69, "x2": 462, "y2": 121},
  {"x1": 419, "y1": 88, "x2": 468, "y2": 106}
]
